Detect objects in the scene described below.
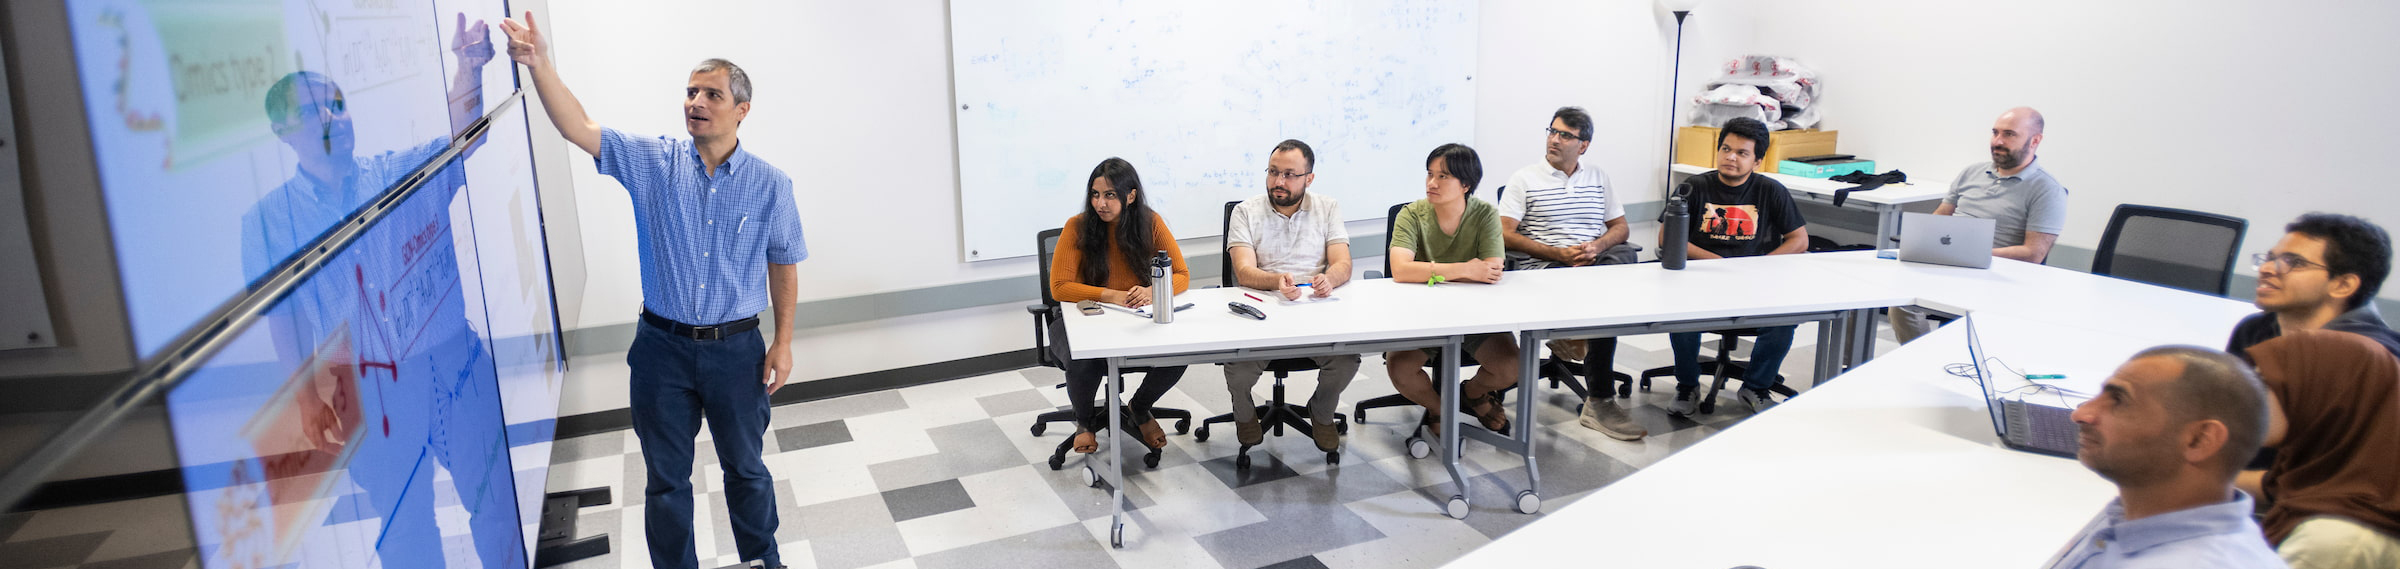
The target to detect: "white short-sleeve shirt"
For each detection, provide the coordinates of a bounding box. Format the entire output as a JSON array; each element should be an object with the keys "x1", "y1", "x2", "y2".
[{"x1": 1227, "y1": 191, "x2": 1349, "y2": 277}]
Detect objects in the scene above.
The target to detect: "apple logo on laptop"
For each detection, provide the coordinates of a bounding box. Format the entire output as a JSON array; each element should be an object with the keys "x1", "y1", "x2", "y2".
[{"x1": 1940, "y1": 235, "x2": 1953, "y2": 246}]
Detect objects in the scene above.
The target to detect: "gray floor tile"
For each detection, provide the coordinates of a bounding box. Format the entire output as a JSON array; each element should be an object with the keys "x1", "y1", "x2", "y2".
[
  {"x1": 774, "y1": 390, "x2": 909, "y2": 426},
  {"x1": 0, "y1": 530, "x2": 109, "y2": 568},
  {"x1": 881, "y1": 479, "x2": 976, "y2": 523},
  {"x1": 1192, "y1": 500, "x2": 1383, "y2": 569},
  {"x1": 974, "y1": 389, "x2": 1054, "y2": 418},
  {"x1": 866, "y1": 419, "x2": 1030, "y2": 491},
  {"x1": 1196, "y1": 452, "x2": 1305, "y2": 489},
  {"x1": 1260, "y1": 555, "x2": 1332, "y2": 569},
  {"x1": 774, "y1": 420, "x2": 854, "y2": 453},
  {"x1": 793, "y1": 493, "x2": 909, "y2": 569},
  {"x1": 911, "y1": 522, "x2": 1118, "y2": 569},
  {"x1": 549, "y1": 431, "x2": 627, "y2": 464}
]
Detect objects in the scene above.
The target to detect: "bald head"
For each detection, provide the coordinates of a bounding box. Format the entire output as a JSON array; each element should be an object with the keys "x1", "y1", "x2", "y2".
[{"x1": 1989, "y1": 107, "x2": 2046, "y2": 172}]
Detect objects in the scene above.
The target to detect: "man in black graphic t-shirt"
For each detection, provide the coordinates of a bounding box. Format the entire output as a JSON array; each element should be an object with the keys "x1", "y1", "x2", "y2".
[{"x1": 1657, "y1": 117, "x2": 1809, "y2": 416}]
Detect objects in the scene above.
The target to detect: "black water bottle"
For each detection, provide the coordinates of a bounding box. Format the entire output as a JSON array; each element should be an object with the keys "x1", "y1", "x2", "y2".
[{"x1": 1661, "y1": 181, "x2": 1693, "y2": 270}]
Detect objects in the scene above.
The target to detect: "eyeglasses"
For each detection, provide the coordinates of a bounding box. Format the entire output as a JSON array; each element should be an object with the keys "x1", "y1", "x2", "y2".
[
  {"x1": 1545, "y1": 127, "x2": 1586, "y2": 142},
  {"x1": 1265, "y1": 168, "x2": 1312, "y2": 181},
  {"x1": 2252, "y1": 252, "x2": 2329, "y2": 274}
]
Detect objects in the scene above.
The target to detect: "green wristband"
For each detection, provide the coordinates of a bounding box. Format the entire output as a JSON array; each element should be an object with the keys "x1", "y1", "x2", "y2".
[{"x1": 1428, "y1": 275, "x2": 1446, "y2": 286}]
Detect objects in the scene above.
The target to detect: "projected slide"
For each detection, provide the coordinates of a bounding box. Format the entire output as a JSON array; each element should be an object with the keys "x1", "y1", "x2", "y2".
[
  {"x1": 67, "y1": 0, "x2": 498, "y2": 357},
  {"x1": 165, "y1": 159, "x2": 524, "y2": 569},
  {"x1": 437, "y1": 0, "x2": 568, "y2": 553}
]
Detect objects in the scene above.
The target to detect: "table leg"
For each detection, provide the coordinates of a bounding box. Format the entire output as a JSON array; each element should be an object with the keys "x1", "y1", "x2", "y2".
[
  {"x1": 1877, "y1": 204, "x2": 1903, "y2": 249},
  {"x1": 1515, "y1": 331, "x2": 1543, "y2": 515},
  {"x1": 1106, "y1": 357, "x2": 1126, "y2": 548},
  {"x1": 1438, "y1": 336, "x2": 1469, "y2": 520},
  {"x1": 1814, "y1": 316, "x2": 1841, "y2": 384}
]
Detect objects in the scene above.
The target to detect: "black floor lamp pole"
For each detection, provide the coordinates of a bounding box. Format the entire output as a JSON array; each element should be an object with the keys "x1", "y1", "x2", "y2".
[{"x1": 1667, "y1": 10, "x2": 1691, "y2": 192}]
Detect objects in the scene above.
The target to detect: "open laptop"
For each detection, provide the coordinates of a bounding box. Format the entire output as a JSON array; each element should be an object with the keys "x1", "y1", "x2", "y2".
[
  {"x1": 1961, "y1": 314, "x2": 2082, "y2": 458},
  {"x1": 1899, "y1": 212, "x2": 1996, "y2": 269}
]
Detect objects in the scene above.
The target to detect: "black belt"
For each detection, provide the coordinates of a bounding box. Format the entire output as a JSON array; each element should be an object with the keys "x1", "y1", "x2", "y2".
[{"x1": 641, "y1": 310, "x2": 759, "y2": 341}]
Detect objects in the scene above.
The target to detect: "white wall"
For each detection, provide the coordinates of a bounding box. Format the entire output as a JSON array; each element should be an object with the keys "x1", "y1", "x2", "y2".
[
  {"x1": 538, "y1": 1, "x2": 1686, "y2": 416},
  {"x1": 1691, "y1": 0, "x2": 2400, "y2": 269},
  {"x1": 539, "y1": 0, "x2": 2400, "y2": 417}
]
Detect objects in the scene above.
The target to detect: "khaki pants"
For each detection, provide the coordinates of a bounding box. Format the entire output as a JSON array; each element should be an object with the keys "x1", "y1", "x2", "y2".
[
  {"x1": 1890, "y1": 305, "x2": 1939, "y2": 344},
  {"x1": 1223, "y1": 354, "x2": 1360, "y2": 426},
  {"x1": 2283, "y1": 516, "x2": 2400, "y2": 569}
]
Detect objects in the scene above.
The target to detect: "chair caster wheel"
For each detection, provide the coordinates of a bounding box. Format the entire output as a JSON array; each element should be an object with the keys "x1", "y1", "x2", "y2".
[
  {"x1": 1444, "y1": 495, "x2": 1470, "y2": 519},
  {"x1": 1699, "y1": 400, "x2": 1717, "y2": 414},
  {"x1": 1175, "y1": 419, "x2": 1190, "y2": 434},
  {"x1": 1048, "y1": 455, "x2": 1065, "y2": 471},
  {"x1": 1194, "y1": 425, "x2": 1210, "y2": 442},
  {"x1": 1325, "y1": 451, "x2": 1340, "y2": 465},
  {"x1": 1143, "y1": 449, "x2": 1162, "y2": 469},
  {"x1": 1031, "y1": 422, "x2": 1047, "y2": 436},
  {"x1": 1082, "y1": 465, "x2": 1101, "y2": 488},
  {"x1": 1514, "y1": 490, "x2": 1541, "y2": 514},
  {"x1": 1234, "y1": 452, "x2": 1252, "y2": 471},
  {"x1": 1407, "y1": 436, "x2": 1431, "y2": 460}
]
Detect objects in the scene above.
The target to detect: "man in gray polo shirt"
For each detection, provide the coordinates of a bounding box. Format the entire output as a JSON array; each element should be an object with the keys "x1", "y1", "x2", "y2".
[
  {"x1": 1894, "y1": 107, "x2": 2069, "y2": 342},
  {"x1": 1222, "y1": 139, "x2": 1361, "y2": 455}
]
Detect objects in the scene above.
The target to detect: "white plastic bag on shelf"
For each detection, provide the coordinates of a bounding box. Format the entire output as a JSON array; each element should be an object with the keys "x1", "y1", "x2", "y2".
[
  {"x1": 1687, "y1": 55, "x2": 1823, "y2": 130},
  {"x1": 1686, "y1": 84, "x2": 1780, "y2": 128}
]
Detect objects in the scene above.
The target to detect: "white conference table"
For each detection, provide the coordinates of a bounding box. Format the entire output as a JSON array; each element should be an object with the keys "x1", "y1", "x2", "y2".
[
  {"x1": 1062, "y1": 253, "x2": 1912, "y2": 546},
  {"x1": 1672, "y1": 163, "x2": 1950, "y2": 248},
  {"x1": 1447, "y1": 252, "x2": 2259, "y2": 568}
]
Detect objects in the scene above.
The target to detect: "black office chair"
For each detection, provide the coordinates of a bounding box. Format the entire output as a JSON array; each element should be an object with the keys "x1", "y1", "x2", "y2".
[
  {"x1": 1026, "y1": 228, "x2": 1192, "y2": 471},
  {"x1": 1485, "y1": 184, "x2": 1642, "y2": 407},
  {"x1": 1351, "y1": 201, "x2": 1511, "y2": 459},
  {"x1": 1196, "y1": 201, "x2": 1349, "y2": 468},
  {"x1": 1634, "y1": 329, "x2": 1797, "y2": 414},
  {"x1": 2091, "y1": 204, "x2": 2247, "y2": 297}
]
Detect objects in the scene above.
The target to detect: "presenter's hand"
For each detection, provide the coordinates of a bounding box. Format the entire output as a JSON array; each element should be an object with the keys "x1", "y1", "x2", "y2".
[
  {"x1": 453, "y1": 13, "x2": 495, "y2": 70},
  {"x1": 499, "y1": 11, "x2": 550, "y2": 70},
  {"x1": 763, "y1": 344, "x2": 792, "y2": 395}
]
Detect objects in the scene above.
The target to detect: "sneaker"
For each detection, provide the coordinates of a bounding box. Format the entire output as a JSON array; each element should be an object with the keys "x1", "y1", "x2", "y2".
[
  {"x1": 1739, "y1": 389, "x2": 1778, "y2": 413},
  {"x1": 1235, "y1": 419, "x2": 1264, "y2": 447},
  {"x1": 1577, "y1": 396, "x2": 1648, "y2": 441},
  {"x1": 1667, "y1": 389, "x2": 1699, "y2": 416}
]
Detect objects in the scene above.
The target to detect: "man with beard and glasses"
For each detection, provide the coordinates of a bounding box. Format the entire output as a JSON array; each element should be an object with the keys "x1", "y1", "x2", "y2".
[
  {"x1": 1220, "y1": 139, "x2": 1361, "y2": 456},
  {"x1": 1893, "y1": 107, "x2": 2071, "y2": 343},
  {"x1": 1497, "y1": 107, "x2": 1643, "y2": 440},
  {"x1": 2045, "y1": 346, "x2": 2284, "y2": 569}
]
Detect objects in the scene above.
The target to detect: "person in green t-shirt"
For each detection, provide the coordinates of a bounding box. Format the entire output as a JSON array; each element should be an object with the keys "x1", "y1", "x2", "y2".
[{"x1": 1384, "y1": 143, "x2": 1521, "y2": 436}]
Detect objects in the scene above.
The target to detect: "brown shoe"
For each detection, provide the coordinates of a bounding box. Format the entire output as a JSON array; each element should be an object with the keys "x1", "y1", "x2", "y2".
[
  {"x1": 1235, "y1": 419, "x2": 1264, "y2": 447},
  {"x1": 1136, "y1": 419, "x2": 1169, "y2": 450},
  {"x1": 1311, "y1": 421, "x2": 1342, "y2": 453},
  {"x1": 1464, "y1": 393, "x2": 1511, "y2": 436},
  {"x1": 1072, "y1": 428, "x2": 1098, "y2": 454}
]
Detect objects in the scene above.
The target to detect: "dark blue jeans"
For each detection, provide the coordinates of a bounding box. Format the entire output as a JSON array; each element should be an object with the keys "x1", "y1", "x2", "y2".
[
  {"x1": 627, "y1": 322, "x2": 779, "y2": 569},
  {"x1": 1669, "y1": 325, "x2": 1797, "y2": 393}
]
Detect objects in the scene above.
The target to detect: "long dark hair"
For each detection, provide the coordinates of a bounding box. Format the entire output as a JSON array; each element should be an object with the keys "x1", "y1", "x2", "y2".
[{"x1": 1076, "y1": 157, "x2": 1159, "y2": 286}]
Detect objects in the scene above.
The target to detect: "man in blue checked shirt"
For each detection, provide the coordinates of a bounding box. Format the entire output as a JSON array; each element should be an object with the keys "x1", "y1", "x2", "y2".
[{"x1": 504, "y1": 13, "x2": 803, "y2": 569}]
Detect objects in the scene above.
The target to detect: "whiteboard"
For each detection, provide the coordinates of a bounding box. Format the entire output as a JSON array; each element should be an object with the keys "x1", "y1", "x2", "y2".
[{"x1": 950, "y1": 0, "x2": 1478, "y2": 261}]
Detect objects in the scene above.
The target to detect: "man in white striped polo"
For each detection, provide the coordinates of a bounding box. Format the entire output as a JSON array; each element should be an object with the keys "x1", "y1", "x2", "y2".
[{"x1": 1497, "y1": 106, "x2": 1645, "y2": 440}]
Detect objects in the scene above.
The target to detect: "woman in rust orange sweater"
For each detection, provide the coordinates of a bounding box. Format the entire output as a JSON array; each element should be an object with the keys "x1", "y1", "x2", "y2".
[{"x1": 1048, "y1": 157, "x2": 1190, "y2": 456}]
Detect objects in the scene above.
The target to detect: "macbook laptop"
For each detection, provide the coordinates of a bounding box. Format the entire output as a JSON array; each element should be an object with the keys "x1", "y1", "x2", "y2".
[
  {"x1": 1899, "y1": 212, "x2": 1996, "y2": 269},
  {"x1": 1961, "y1": 313, "x2": 2082, "y2": 458}
]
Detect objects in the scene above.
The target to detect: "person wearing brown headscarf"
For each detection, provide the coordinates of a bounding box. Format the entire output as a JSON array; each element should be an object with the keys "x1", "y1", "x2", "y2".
[{"x1": 2247, "y1": 329, "x2": 2400, "y2": 567}]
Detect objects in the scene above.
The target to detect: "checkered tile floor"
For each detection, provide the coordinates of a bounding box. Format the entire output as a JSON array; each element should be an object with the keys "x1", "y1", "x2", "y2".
[{"x1": 1, "y1": 324, "x2": 1902, "y2": 569}]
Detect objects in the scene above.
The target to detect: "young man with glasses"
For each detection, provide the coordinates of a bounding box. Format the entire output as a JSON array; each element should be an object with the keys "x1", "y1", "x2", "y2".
[
  {"x1": 2226, "y1": 213, "x2": 2400, "y2": 361},
  {"x1": 1221, "y1": 139, "x2": 1361, "y2": 455},
  {"x1": 1497, "y1": 107, "x2": 1643, "y2": 440}
]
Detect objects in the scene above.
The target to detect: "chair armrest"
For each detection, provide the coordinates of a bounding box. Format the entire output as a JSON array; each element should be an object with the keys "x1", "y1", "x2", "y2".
[
  {"x1": 1365, "y1": 270, "x2": 1385, "y2": 279},
  {"x1": 1026, "y1": 304, "x2": 1053, "y2": 316}
]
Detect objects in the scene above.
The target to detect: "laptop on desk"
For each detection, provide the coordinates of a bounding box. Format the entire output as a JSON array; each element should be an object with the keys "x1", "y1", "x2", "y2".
[
  {"x1": 1961, "y1": 314, "x2": 2083, "y2": 458},
  {"x1": 1898, "y1": 212, "x2": 1996, "y2": 269}
]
